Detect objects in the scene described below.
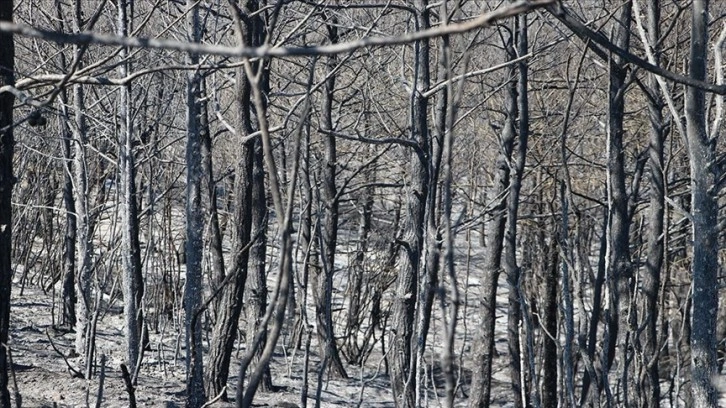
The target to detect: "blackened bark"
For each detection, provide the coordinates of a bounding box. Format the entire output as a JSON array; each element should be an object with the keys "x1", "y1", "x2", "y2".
[
  {"x1": 61, "y1": 110, "x2": 77, "y2": 328},
  {"x1": 390, "y1": 1, "x2": 430, "y2": 406},
  {"x1": 316, "y1": 17, "x2": 348, "y2": 379},
  {"x1": 468, "y1": 37, "x2": 517, "y2": 408},
  {"x1": 70, "y1": 0, "x2": 95, "y2": 378},
  {"x1": 199, "y1": 77, "x2": 226, "y2": 317},
  {"x1": 206, "y1": 137, "x2": 253, "y2": 399},
  {"x1": 207, "y1": 1, "x2": 266, "y2": 400},
  {"x1": 504, "y1": 15, "x2": 530, "y2": 408},
  {"x1": 642, "y1": 1, "x2": 664, "y2": 405},
  {"x1": 118, "y1": 0, "x2": 146, "y2": 379},
  {"x1": 206, "y1": 41, "x2": 254, "y2": 408},
  {"x1": 246, "y1": 137, "x2": 272, "y2": 391},
  {"x1": 687, "y1": 1, "x2": 719, "y2": 406},
  {"x1": 185, "y1": 1, "x2": 206, "y2": 405},
  {"x1": 0, "y1": 0, "x2": 14, "y2": 404},
  {"x1": 604, "y1": 4, "x2": 633, "y2": 404},
  {"x1": 541, "y1": 218, "x2": 558, "y2": 408},
  {"x1": 53, "y1": 0, "x2": 77, "y2": 330}
]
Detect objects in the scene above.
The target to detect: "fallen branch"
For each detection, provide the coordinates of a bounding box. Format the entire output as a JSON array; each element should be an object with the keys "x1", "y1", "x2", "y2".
[
  {"x1": 201, "y1": 386, "x2": 226, "y2": 408},
  {"x1": 45, "y1": 329, "x2": 84, "y2": 379}
]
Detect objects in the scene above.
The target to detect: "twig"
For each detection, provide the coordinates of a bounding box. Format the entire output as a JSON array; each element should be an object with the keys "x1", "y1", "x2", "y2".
[{"x1": 45, "y1": 329, "x2": 84, "y2": 379}]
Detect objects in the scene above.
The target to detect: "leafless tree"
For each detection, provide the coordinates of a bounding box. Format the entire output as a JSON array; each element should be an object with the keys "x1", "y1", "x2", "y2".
[{"x1": 0, "y1": 0, "x2": 14, "y2": 404}]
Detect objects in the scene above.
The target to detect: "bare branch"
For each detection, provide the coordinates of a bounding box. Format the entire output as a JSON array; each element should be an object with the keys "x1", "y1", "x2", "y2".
[
  {"x1": 0, "y1": 0, "x2": 555, "y2": 58},
  {"x1": 546, "y1": 2, "x2": 726, "y2": 94}
]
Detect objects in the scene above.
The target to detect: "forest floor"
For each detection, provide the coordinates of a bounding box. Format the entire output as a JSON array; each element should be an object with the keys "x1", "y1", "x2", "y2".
[{"x1": 6, "y1": 232, "x2": 519, "y2": 407}]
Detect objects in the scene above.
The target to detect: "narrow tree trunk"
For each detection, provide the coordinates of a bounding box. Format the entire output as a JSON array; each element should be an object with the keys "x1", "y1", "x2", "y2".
[
  {"x1": 540, "y1": 213, "x2": 558, "y2": 408},
  {"x1": 687, "y1": 2, "x2": 719, "y2": 406},
  {"x1": 0, "y1": 0, "x2": 14, "y2": 403},
  {"x1": 206, "y1": 2, "x2": 261, "y2": 399},
  {"x1": 605, "y1": 4, "x2": 633, "y2": 404},
  {"x1": 390, "y1": 2, "x2": 430, "y2": 406},
  {"x1": 60, "y1": 104, "x2": 77, "y2": 329},
  {"x1": 642, "y1": 1, "x2": 664, "y2": 405},
  {"x1": 118, "y1": 0, "x2": 145, "y2": 379},
  {"x1": 199, "y1": 76, "x2": 226, "y2": 318},
  {"x1": 246, "y1": 137, "x2": 272, "y2": 391},
  {"x1": 70, "y1": 0, "x2": 95, "y2": 378},
  {"x1": 468, "y1": 35, "x2": 517, "y2": 408},
  {"x1": 237, "y1": 28, "x2": 304, "y2": 405},
  {"x1": 504, "y1": 15, "x2": 530, "y2": 408},
  {"x1": 184, "y1": 1, "x2": 206, "y2": 406},
  {"x1": 315, "y1": 17, "x2": 347, "y2": 379},
  {"x1": 53, "y1": 0, "x2": 77, "y2": 330}
]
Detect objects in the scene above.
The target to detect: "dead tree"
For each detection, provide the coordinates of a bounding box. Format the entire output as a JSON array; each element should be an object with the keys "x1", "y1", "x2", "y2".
[
  {"x1": 389, "y1": 1, "x2": 430, "y2": 406},
  {"x1": 118, "y1": 0, "x2": 146, "y2": 380},
  {"x1": 468, "y1": 33, "x2": 517, "y2": 408},
  {"x1": 70, "y1": 0, "x2": 95, "y2": 379},
  {"x1": 206, "y1": 0, "x2": 264, "y2": 400},
  {"x1": 0, "y1": 0, "x2": 14, "y2": 404},
  {"x1": 314, "y1": 14, "x2": 348, "y2": 380},
  {"x1": 53, "y1": 0, "x2": 76, "y2": 329},
  {"x1": 504, "y1": 14, "x2": 530, "y2": 408},
  {"x1": 184, "y1": 0, "x2": 206, "y2": 405},
  {"x1": 640, "y1": 1, "x2": 665, "y2": 405},
  {"x1": 686, "y1": 1, "x2": 720, "y2": 406}
]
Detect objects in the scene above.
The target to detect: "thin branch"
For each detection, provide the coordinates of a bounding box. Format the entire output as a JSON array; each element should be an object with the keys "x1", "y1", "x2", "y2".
[
  {"x1": 0, "y1": 0, "x2": 555, "y2": 58},
  {"x1": 547, "y1": 2, "x2": 726, "y2": 94}
]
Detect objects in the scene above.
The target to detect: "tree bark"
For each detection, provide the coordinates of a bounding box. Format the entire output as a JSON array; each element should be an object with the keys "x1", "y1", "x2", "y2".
[
  {"x1": 642, "y1": 1, "x2": 664, "y2": 405},
  {"x1": 604, "y1": 4, "x2": 633, "y2": 404},
  {"x1": 390, "y1": 1, "x2": 430, "y2": 406},
  {"x1": 185, "y1": 1, "x2": 206, "y2": 405},
  {"x1": 199, "y1": 76, "x2": 226, "y2": 319},
  {"x1": 0, "y1": 0, "x2": 14, "y2": 404},
  {"x1": 687, "y1": 1, "x2": 719, "y2": 406},
  {"x1": 246, "y1": 136, "x2": 272, "y2": 392},
  {"x1": 118, "y1": 0, "x2": 146, "y2": 380},
  {"x1": 315, "y1": 16, "x2": 348, "y2": 379},
  {"x1": 70, "y1": 0, "x2": 95, "y2": 378},
  {"x1": 205, "y1": 1, "x2": 261, "y2": 400},
  {"x1": 504, "y1": 15, "x2": 529, "y2": 408},
  {"x1": 468, "y1": 34, "x2": 517, "y2": 408},
  {"x1": 53, "y1": 0, "x2": 77, "y2": 330}
]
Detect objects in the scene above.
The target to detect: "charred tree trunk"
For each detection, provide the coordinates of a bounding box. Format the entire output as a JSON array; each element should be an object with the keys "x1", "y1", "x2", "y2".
[
  {"x1": 70, "y1": 0, "x2": 95, "y2": 379},
  {"x1": 504, "y1": 15, "x2": 529, "y2": 408},
  {"x1": 390, "y1": 1, "x2": 430, "y2": 406},
  {"x1": 315, "y1": 16, "x2": 348, "y2": 379},
  {"x1": 468, "y1": 34, "x2": 517, "y2": 408},
  {"x1": 118, "y1": 0, "x2": 146, "y2": 379},
  {"x1": 246, "y1": 136, "x2": 272, "y2": 392},
  {"x1": 206, "y1": 1, "x2": 263, "y2": 400},
  {"x1": 0, "y1": 0, "x2": 14, "y2": 404},
  {"x1": 687, "y1": 1, "x2": 719, "y2": 406},
  {"x1": 641, "y1": 1, "x2": 664, "y2": 405},
  {"x1": 199, "y1": 76, "x2": 226, "y2": 318},
  {"x1": 185, "y1": 1, "x2": 206, "y2": 406},
  {"x1": 605, "y1": 4, "x2": 633, "y2": 404},
  {"x1": 53, "y1": 0, "x2": 77, "y2": 330},
  {"x1": 540, "y1": 213, "x2": 558, "y2": 408}
]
